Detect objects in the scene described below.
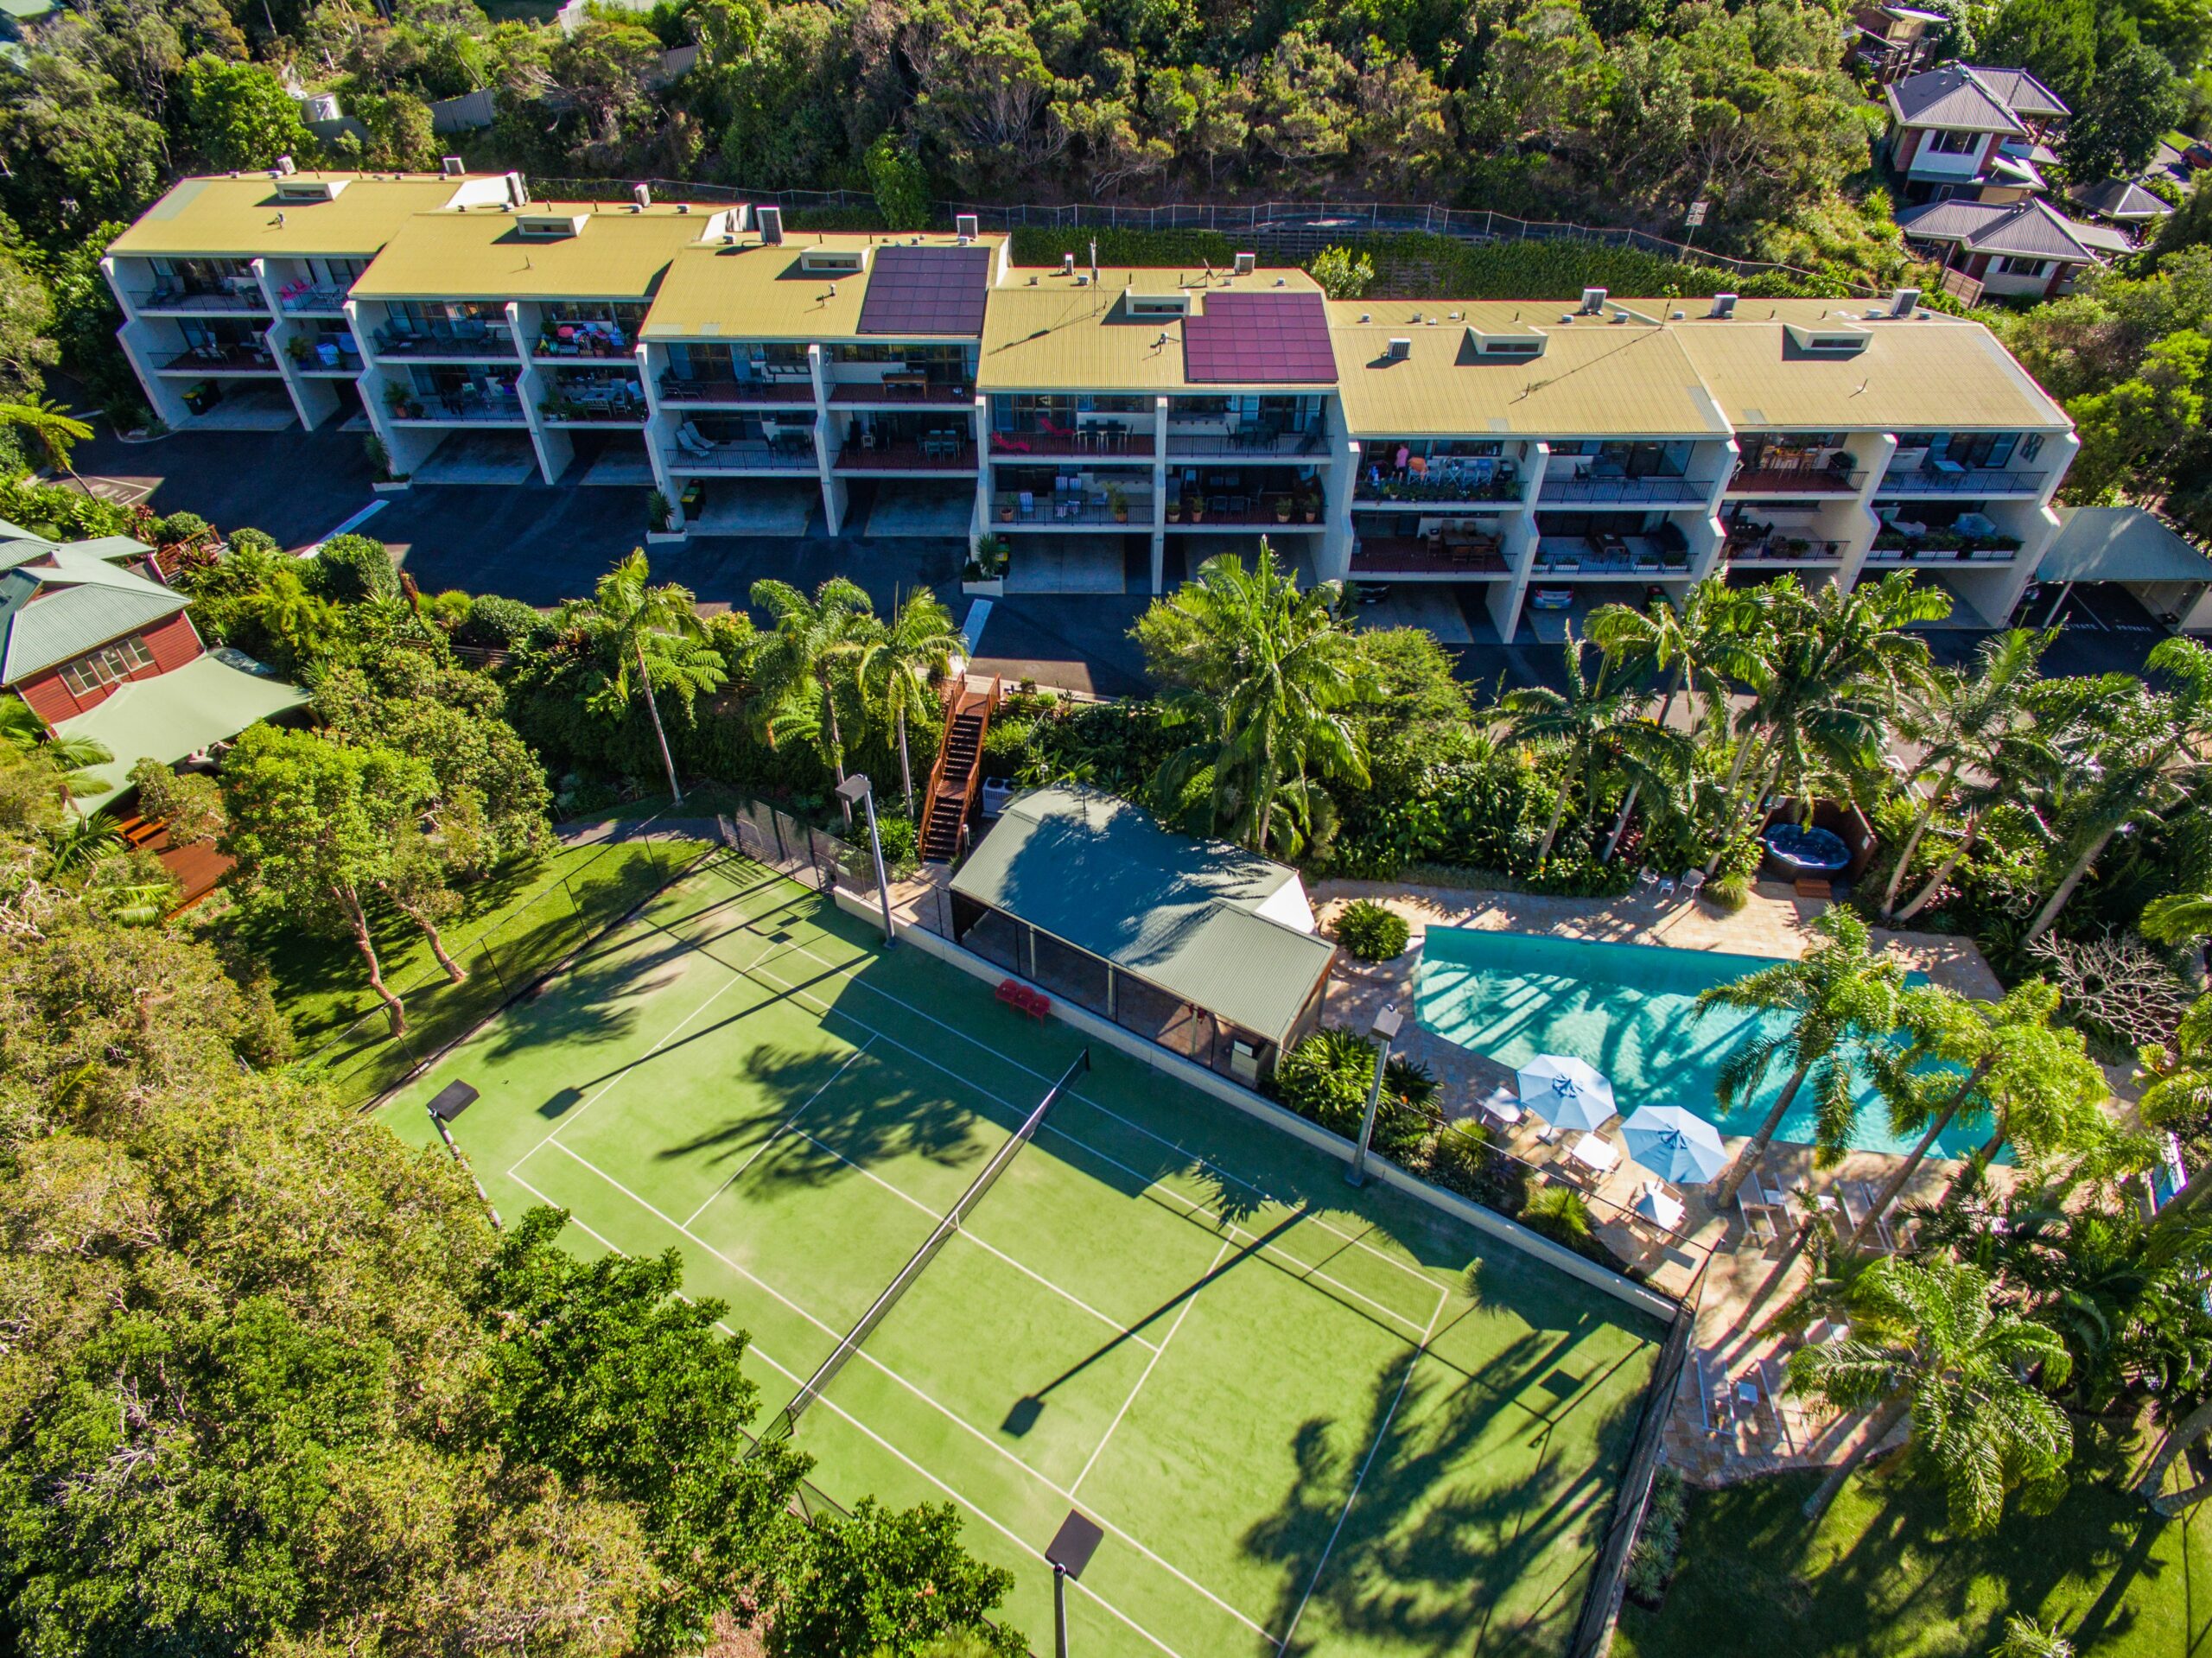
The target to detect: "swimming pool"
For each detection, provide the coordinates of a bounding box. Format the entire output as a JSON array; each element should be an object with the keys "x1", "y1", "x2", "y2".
[{"x1": 1415, "y1": 927, "x2": 1980, "y2": 1159}]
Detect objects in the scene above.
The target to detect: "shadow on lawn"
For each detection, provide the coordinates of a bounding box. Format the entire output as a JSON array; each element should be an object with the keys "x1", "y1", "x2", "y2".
[{"x1": 1243, "y1": 1309, "x2": 1649, "y2": 1657}]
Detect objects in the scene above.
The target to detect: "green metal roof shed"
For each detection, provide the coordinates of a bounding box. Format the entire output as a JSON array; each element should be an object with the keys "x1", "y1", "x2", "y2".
[
  {"x1": 2039, "y1": 506, "x2": 2212, "y2": 585},
  {"x1": 54, "y1": 651, "x2": 308, "y2": 807},
  {"x1": 949, "y1": 785, "x2": 1335, "y2": 1054}
]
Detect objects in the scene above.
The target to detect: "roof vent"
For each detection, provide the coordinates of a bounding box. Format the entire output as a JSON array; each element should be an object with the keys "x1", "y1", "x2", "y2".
[
  {"x1": 676, "y1": 202, "x2": 690, "y2": 213},
  {"x1": 275, "y1": 176, "x2": 344, "y2": 202},
  {"x1": 1709, "y1": 293, "x2": 1738, "y2": 318},
  {"x1": 1467, "y1": 325, "x2": 1546, "y2": 360},
  {"x1": 799, "y1": 245, "x2": 866, "y2": 275},
  {"x1": 1061, "y1": 252, "x2": 1076, "y2": 275},
  {"x1": 954, "y1": 212, "x2": 979, "y2": 239},
  {"x1": 756, "y1": 205, "x2": 783, "y2": 245},
  {"x1": 1784, "y1": 320, "x2": 1871, "y2": 355},
  {"x1": 1579, "y1": 286, "x2": 1607, "y2": 314},
  {"x1": 516, "y1": 212, "x2": 586, "y2": 239},
  {"x1": 1127, "y1": 290, "x2": 1191, "y2": 317},
  {"x1": 1386, "y1": 337, "x2": 1412, "y2": 360},
  {"x1": 1234, "y1": 251, "x2": 1255, "y2": 275},
  {"x1": 442, "y1": 155, "x2": 464, "y2": 176},
  {"x1": 632, "y1": 183, "x2": 651, "y2": 210},
  {"x1": 1890, "y1": 286, "x2": 1921, "y2": 316}
]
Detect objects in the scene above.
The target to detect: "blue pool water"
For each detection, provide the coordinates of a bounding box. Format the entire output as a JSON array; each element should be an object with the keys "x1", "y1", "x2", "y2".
[{"x1": 1416, "y1": 927, "x2": 1982, "y2": 1159}]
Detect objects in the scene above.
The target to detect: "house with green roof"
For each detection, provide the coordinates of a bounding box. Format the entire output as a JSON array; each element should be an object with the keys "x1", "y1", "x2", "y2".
[
  {"x1": 947, "y1": 785, "x2": 1337, "y2": 1085},
  {"x1": 0, "y1": 523, "x2": 306, "y2": 807}
]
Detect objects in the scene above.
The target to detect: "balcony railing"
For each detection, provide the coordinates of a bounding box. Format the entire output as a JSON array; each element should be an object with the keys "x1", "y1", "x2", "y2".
[
  {"x1": 1726, "y1": 537, "x2": 1845, "y2": 563},
  {"x1": 1166, "y1": 425, "x2": 1326, "y2": 457},
  {"x1": 1351, "y1": 536, "x2": 1510, "y2": 575},
  {"x1": 990, "y1": 427, "x2": 1154, "y2": 458},
  {"x1": 1354, "y1": 474, "x2": 1524, "y2": 505},
  {"x1": 1878, "y1": 464, "x2": 2047, "y2": 495},
  {"x1": 659, "y1": 377, "x2": 813, "y2": 405},
  {"x1": 375, "y1": 328, "x2": 518, "y2": 359},
  {"x1": 1865, "y1": 540, "x2": 2022, "y2": 565},
  {"x1": 295, "y1": 348, "x2": 364, "y2": 376},
  {"x1": 540, "y1": 397, "x2": 647, "y2": 425},
  {"x1": 830, "y1": 380, "x2": 975, "y2": 405},
  {"x1": 276, "y1": 283, "x2": 348, "y2": 314},
  {"x1": 1172, "y1": 492, "x2": 1321, "y2": 526},
  {"x1": 1539, "y1": 473, "x2": 1710, "y2": 505},
  {"x1": 160, "y1": 343, "x2": 279, "y2": 372},
  {"x1": 835, "y1": 438, "x2": 977, "y2": 472},
  {"x1": 671, "y1": 440, "x2": 818, "y2": 471},
  {"x1": 137, "y1": 281, "x2": 266, "y2": 314},
  {"x1": 1534, "y1": 535, "x2": 1690, "y2": 575},
  {"x1": 390, "y1": 392, "x2": 527, "y2": 423},
  {"x1": 1728, "y1": 463, "x2": 1863, "y2": 494},
  {"x1": 993, "y1": 492, "x2": 1152, "y2": 526}
]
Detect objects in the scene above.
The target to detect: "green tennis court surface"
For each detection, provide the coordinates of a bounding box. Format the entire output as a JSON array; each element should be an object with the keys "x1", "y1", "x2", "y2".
[{"x1": 379, "y1": 852, "x2": 1663, "y2": 1657}]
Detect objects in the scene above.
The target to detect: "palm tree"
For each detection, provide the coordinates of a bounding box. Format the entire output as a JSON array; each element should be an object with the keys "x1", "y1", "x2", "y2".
[
  {"x1": 1790, "y1": 1256, "x2": 2070, "y2": 1533},
  {"x1": 0, "y1": 697, "x2": 113, "y2": 797},
  {"x1": 1696, "y1": 908, "x2": 1910, "y2": 1208},
  {"x1": 1500, "y1": 631, "x2": 1689, "y2": 865},
  {"x1": 2141, "y1": 893, "x2": 2212, "y2": 947},
  {"x1": 1586, "y1": 581, "x2": 1730, "y2": 860},
  {"x1": 749, "y1": 576, "x2": 880, "y2": 820},
  {"x1": 0, "y1": 395, "x2": 93, "y2": 484},
  {"x1": 1878, "y1": 628, "x2": 2051, "y2": 918},
  {"x1": 1995, "y1": 1615, "x2": 2075, "y2": 1658},
  {"x1": 1149, "y1": 544, "x2": 1369, "y2": 857},
  {"x1": 855, "y1": 589, "x2": 964, "y2": 818},
  {"x1": 571, "y1": 550, "x2": 724, "y2": 806}
]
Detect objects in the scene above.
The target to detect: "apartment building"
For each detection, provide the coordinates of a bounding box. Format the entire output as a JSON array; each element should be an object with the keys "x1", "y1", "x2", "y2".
[{"x1": 105, "y1": 170, "x2": 2078, "y2": 638}]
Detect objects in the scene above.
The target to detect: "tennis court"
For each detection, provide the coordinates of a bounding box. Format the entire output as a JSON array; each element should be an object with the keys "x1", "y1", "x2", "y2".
[{"x1": 379, "y1": 849, "x2": 1664, "y2": 1657}]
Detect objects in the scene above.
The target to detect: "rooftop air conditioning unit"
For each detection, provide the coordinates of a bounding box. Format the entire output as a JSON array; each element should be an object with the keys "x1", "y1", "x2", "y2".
[
  {"x1": 1709, "y1": 293, "x2": 1738, "y2": 319},
  {"x1": 1386, "y1": 337, "x2": 1412, "y2": 361},
  {"x1": 1234, "y1": 251, "x2": 1255, "y2": 275},
  {"x1": 1891, "y1": 287, "x2": 1921, "y2": 316},
  {"x1": 1061, "y1": 252, "x2": 1076, "y2": 275},
  {"x1": 755, "y1": 205, "x2": 784, "y2": 244},
  {"x1": 275, "y1": 154, "x2": 298, "y2": 175},
  {"x1": 1579, "y1": 287, "x2": 1607, "y2": 314},
  {"x1": 954, "y1": 213, "x2": 979, "y2": 239},
  {"x1": 505, "y1": 170, "x2": 529, "y2": 206},
  {"x1": 632, "y1": 183, "x2": 651, "y2": 210}
]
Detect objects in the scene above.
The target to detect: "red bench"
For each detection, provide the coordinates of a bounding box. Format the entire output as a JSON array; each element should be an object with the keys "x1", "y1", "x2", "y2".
[{"x1": 995, "y1": 979, "x2": 1051, "y2": 1020}]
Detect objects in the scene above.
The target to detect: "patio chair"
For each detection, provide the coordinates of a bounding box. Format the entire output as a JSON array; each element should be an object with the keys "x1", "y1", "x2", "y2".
[
  {"x1": 1017, "y1": 491, "x2": 1037, "y2": 521},
  {"x1": 1681, "y1": 868, "x2": 1707, "y2": 904},
  {"x1": 675, "y1": 422, "x2": 714, "y2": 459},
  {"x1": 1637, "y1": 867, "x2": 1661, "y2": 899}
]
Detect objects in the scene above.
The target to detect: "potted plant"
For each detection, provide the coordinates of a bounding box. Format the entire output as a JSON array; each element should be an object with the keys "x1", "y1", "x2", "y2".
[
  {"x1": 285, "y1": 334, "x2": 309, "y2": 363},
  {"x1": 998, "y1": 499, "x2": 1015, "y2": 522},
  {"x1": 1274, "y1": 495, "x2": 1292, "y2": 523},
  {"x1": 1109, "y1": 484, "x2": 1128, "y2": 524},
  {"x1": 1188, "y1": 494, "x2": 1205, "y2": 523},
  {"x1": 648, "y1": 490, "x2": 673, "y2": 533},
  {"x1": 1302, "y1": 491, "x2": 1319, "y2": 523},
  {"x1": 965, "y1": 532, "x2": 1009, "y2": 594},
  {"x1": 1166, "y1": 498, "x2": 1181, "y2": 522}
]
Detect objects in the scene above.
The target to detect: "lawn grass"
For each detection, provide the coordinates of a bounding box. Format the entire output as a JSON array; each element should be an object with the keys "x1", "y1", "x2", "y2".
[{"x1": 1615, "y1": 1426, "x2": 2212, "y2": 1658}]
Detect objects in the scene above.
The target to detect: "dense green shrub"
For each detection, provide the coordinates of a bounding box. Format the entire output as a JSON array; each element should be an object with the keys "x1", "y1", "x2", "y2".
[
  {"x1": 1625, "y1": 1466, "x2": 1689, "y2": 1606},
  {"x1": 0, "y1": 476, "x2": 133, "y2": 540},
  {"x1": 456, "y1": 593, "x2": 548, "y2": 650},
  {"x1": 1522, "y1": 1184, "x2": 1596, "y2": 1245},
  {"x1": 1266, "y1": 1027, "x2": 1430, "y2": 1160},
  {"x1": 314, "y1": 532, "x2": 399, "y2": 602},
  {"x1": 1334, "y1": 899, "x2": 1410, "y2": 961}
]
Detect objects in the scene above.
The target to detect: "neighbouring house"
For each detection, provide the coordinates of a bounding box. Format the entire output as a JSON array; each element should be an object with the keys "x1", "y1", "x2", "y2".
[
  {"x1": 1848, "y1": 4, "x2": 1949, "y2": 80},
  {"x1": 946, "y1": 785, "x2": 1338, "y2": 1087},
  {"x1": 2037, "y1": 506, "x2": 2212, "y2": 632},
  {"x1": 2064, "y1": 177, "x2": 2177, "y2": 245},
  {"x1": 1893, "y1": 195, "x2": 2115, "y2": 298},
  {"x1": 1885, "y1": 63, "x2": 2069, "y2": 205},
  {"x1": 0, "y1": 523, "x2": 307, "y2": 809}
]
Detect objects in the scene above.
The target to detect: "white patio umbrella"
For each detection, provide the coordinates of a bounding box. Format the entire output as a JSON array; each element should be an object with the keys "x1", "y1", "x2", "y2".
[
  {"x1": 1634, "y1": 1184, "x2": 1688, "y2": 1230},
  {"x1": 1619, "y1": 1103, "x2": 1730, "y2": 1186},
  {"x1": 1516, "y1": 1054, "x2": 1617, "y2": 1133}
]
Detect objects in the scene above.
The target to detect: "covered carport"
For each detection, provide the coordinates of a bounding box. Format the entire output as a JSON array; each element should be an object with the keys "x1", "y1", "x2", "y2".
[{"x1": 2037, "y1": 506, "x2": 2212, "y2": 634}]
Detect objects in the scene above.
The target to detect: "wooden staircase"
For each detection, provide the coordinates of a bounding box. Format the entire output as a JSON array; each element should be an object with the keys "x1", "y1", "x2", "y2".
[{"x1": 920, "y1": 677, "x2": 1000, "y2": 865}]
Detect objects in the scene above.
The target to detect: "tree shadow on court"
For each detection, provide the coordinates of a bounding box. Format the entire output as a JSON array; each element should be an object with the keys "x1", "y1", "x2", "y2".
[
  {"x1": 1243, "y1": 1315, "x2": 1649, "y2": 1657},
  {"x1": 462, "y1": 925, "x2": 697, "y2": 1076},
  {"x1": 656, "y1": 1039, "x2": 987, "y2": 1187}
]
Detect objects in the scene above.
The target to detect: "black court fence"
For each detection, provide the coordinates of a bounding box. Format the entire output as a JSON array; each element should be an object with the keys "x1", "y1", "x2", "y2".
[
  {"x1": 1568, "y1": 1259, "x2": 1705, "y2": 1658},
  {"x1": 530, "y1": 180, "x2": 1870, "y2": 294},
  {"x1": 301, "y1": 815, "x2": 711, "y2": 1110},
  {"x1": 717, "y1": 796, "x2": 877, "y2": 905}
]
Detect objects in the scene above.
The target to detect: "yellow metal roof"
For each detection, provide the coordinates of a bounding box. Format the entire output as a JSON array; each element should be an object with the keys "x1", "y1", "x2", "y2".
[
  {"x1": 1670, "y1": 308, "x2": 2069, "y2": 432},
  {"x1": 351, "y1": 203, "x2": 724, "y2": 302},
  {"x1": 977, "y1": 265, "x2": 1320, "y2": 393},
  {"x1": 1327, "y1": 300, "x2": 1730, "y2": 438},
  {"x1": 643, "y1": 232, "x2": 1009, "y2": 341},
  {"x1": 107, "y1": 173, "x2": 475, "y2": 259}
]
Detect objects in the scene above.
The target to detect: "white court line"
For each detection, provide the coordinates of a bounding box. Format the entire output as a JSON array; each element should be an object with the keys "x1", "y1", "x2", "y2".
[
  {"x1": 1073, "y1": 1236, "x2": 1230, "y2": 1499},
  {"x1": 735, "y1": 912, "x2": 1442, "y2": 1297},
  {"x1": 779, "y1": 1120, "x2": 1160, "y2": 1351},
  {"x1": 512, "y1": 1172, "x2": 1191, "y2": 1658},
  {"x1": 530, "y1": 1136, "x2": 1282, "y2": 1650},
  {"x1": 1280, "y1": 1291, "x2": 1448, "y2": 1650},
  {"x1": 683, "y1": 1039, "x2": 874, "y2": 1227},
  {"x1": 729, "y1": 945, "x2": 1430, "y2": 1344}
]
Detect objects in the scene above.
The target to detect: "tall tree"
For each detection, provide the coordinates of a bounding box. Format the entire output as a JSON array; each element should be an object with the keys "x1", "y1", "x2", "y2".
[
  {"x1": 855, "y1": 589, "x2": 963, "y2": 818},
  {"x1": 0, "y1": 394, "x2": 92, "y2": 482},
  {"x1": 766, "y1": 1499, "x2": 1023, "y2": 1658},
  {"x1": 570, "y1": 550, "x2": 725, "y2": 807},
  {"x1": 1500, "y1": 630, "x2": 1689, "y2": 864},
  {"x1": 749, "y1": 575, "x2": 880, "y2": 818},
  {"x1": 1789, "y1": 1256, "x2": 2072, "y2": 1530},
  {"x1": 1696, "y1": 908, "x2": 1910, "y2": 1207}
]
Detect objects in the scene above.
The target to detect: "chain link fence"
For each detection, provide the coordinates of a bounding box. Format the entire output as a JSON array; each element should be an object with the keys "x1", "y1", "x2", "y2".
[
  {"x1": 718, "y1": 795, "x2": 877, "y2": 902},
  {"x1": 530, "y1": 181, "x2": 1869, "y2": 293},
  {"x1": 299, "y1": 816, "x2": 712, "y2": 1110}
]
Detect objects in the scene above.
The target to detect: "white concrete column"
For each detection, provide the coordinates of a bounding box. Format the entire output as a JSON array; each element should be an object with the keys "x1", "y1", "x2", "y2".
[
  {"x1": 1320, "y1": 435, "x2": 1359, "y2": 584},
  {"x1": 1834, "y1": 431, "x2": 1900, "y2": 593},
  {"x1": 808, "y1": 344, "x2": 845, "y2": 534},
  {"x1": 1490, "y1": 440, "x2": 1553, "y2": 641},
  {"x1": 1151, "y1": 395, "x2": 1171, "y2": 592}
]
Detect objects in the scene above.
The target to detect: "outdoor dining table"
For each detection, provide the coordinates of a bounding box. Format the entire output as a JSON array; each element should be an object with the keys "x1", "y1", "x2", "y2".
[{"x1": 1564, "y1": 1133, "x2": 1619, "y2": 1179}]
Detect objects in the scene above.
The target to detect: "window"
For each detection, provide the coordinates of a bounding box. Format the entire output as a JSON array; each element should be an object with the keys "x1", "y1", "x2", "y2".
[
  {"x1": 1927, "y1": 128, "x2": 1980, "y2": 154},
  {"x1": 56, "y1": 635, "x2": 155, "y2": 698},
  {"x1": 1993, "y1": 256, "x2": 2050, "y2": 278}
]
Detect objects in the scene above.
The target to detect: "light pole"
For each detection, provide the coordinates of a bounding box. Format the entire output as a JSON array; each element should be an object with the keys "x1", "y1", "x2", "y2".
[
  {"x1": 836, "y1": 772, "x2": 897, "y2": 947},
  {"x1": 1045, "y1": 1509, "x2": 1103, "y2": 1658},
  {"x1": 1345, "y1": 1004, "x2": 1403, "y2": 1188},
  {"x1": 426, "y1": 1080, "x2": 502, "y2": 1229}
]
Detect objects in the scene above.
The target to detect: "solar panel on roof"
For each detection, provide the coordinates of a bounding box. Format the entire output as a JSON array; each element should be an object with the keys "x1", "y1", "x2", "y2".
[
  {"x1": 855, "y1": 245, "x2": 991, "y2": 336},
  {"x1": 1183, "y1": 292, "x2": 1337, "y2": 384}
]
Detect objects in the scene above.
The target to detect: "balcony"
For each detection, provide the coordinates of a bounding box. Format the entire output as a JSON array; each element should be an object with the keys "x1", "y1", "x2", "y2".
[
  {"x1": 1726, "y1": 536, "x2": 1845, "y2": 564},
  {"x1": 294, "y1": 347, "x2": 364, "y2": 377},
  {"x1": 1728, "y1": 463, "x2": 1863, "y2": 495},
  {"x1": 1865, "y1": 537, "x2": 2021, "y2": 566},
  {"x1": 276, "y1": 283, "x2": 348, "y2": 315},
  {"x1": 835, "y1": 437, "x2": 977, "y2": 473},
  {"x1": 830, "y1": 379, "x2": 975, "y2": 406},
  {"x1": 990, "y1": 427, "x2": 1154, "y2": 459},
  {"x1": 670, "y1": 438, "x2": 818, "y2": 472},
  {"x1": 374, "y1": 328, "x2": 518, "y2": 361},
  {"x1": 1166, "y1": 425, "x2": 1326, "y2": 459},
  {"x1": 540, "y1": 395, "x2": 647, "y2": 426},
  {"x1": 136, "y1": 280, "x2": 266, "y2": 315},
  {"x1": 659, "y1": 376, "x2": 814, "y2": 406},
  {"x1": 1539, "y1": 472, "x2": 1710, "y2": 505},
  {"x1": 994, "y1": 491, "x2": 1152, "y2": 526},
  {"x1": 159, "y1": 342, "x2": 280, "y2": 373},
  {"x1": 389, "y1": 389, "x2": 527, "y2": 423},
  {"x1": 1353, "y1": 472, "x2": 1524, "y2": 506},
  {"x1": 1533, "y1": 534, "x2": 1690, "y2": 577},
  {"x1": 1351, "y1": 535, "x2": 1510, "y2": 576},
  {"x1": 1172, "y1": 492, "x2": 1322, "y2": 527},
  {"x1": 1878, "y1": 463, "x2": 2047, "y2": 496}
]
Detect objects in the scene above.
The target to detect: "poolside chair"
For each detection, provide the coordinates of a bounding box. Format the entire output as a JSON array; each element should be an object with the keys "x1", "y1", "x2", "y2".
[
  {"x1": 1637, "y1": 867, "x2": 1661, "y2": 899},
  {"x1": 1681, "y1": 868, "x2": 1707, "y2": 904}
]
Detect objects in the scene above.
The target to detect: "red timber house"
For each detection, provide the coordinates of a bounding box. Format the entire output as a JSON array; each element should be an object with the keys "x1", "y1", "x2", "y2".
[{"x1": 0, "y1": 520, "x2": 306, "y2": 816}]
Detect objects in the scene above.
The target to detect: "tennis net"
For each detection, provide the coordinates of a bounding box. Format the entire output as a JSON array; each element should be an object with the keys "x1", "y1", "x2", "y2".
[{"x1": 758, "y1": 1045, "x2": 1092, "y2": 1445}]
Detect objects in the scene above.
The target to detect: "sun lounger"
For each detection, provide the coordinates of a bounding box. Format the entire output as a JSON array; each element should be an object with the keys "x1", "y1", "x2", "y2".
[
  {"x1": 1737, "y1": 1194, "x2": 1778, "y2": 1248},
  {"x1": 1848, "y1": 1180, "x2": 1897, "y2": 1251}
]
